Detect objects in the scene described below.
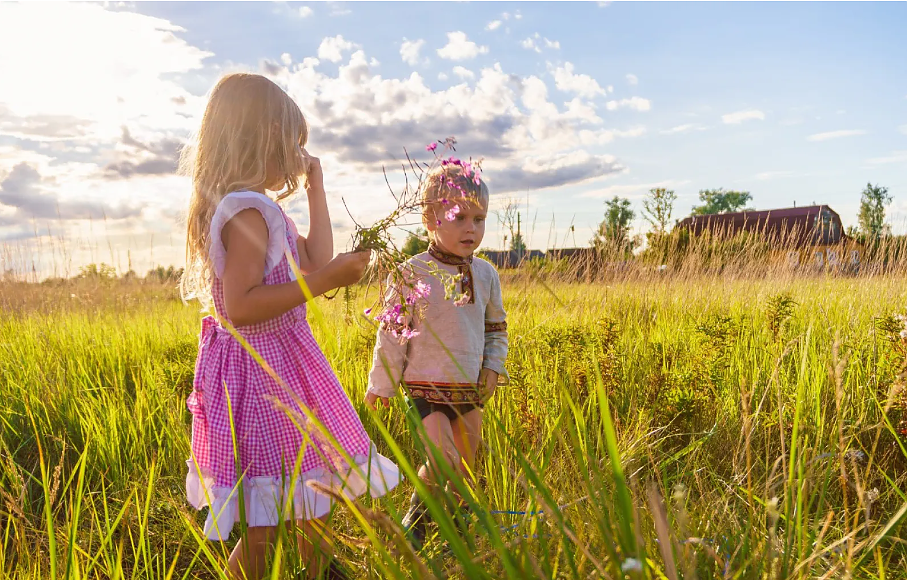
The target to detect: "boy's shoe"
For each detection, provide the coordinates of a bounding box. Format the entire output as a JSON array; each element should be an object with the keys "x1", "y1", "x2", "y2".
[
  {"x1": 295, "y1": 559, "x2": 351, "y2": 580},
  {"x1": 402, "y1": 492, "x2": 430, "y2": 550},
  {"x1": 320, "y1": 559, "x2": 352, "y2": 580}
]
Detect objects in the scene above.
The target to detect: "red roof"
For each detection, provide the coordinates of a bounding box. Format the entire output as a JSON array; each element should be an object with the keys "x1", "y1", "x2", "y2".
[{"x1": 675, "y1": 205, "x2": 844, "y2": 246}]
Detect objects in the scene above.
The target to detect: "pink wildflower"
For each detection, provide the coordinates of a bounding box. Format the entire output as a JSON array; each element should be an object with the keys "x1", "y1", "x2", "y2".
[
  {"x1": 413, "y1": 280, "x2": 431, "y2": 299},
  {"x1": 426, "y1": 142, "x2": 438, "y2": 152},
  {"x1": 445, "y1": 205, "x2": 461, "y2": 221},
  {"x1": 401, "y1": 328, "x2": 420, "y2": 340},
  {"x1": 454, "y1": 293, "x2": 470, "y2": 307},
  {"x1": 364, "y1": 307, "x2": 372, "y2": 316}
]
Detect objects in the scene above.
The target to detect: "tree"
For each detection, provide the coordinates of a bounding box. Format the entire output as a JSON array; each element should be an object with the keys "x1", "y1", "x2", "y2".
[
  {"x1": 401, "y1": 228, "x2": 429, "y2": 256},
  {"x1": 591, "y1": 196, "x2": 637, "y2": 255},
  {"x1": 691, "y1": 188, "x2": 753, "y2": 216},
  {"x1": 642, "y1": 187, "x2": 677, "y2": 235},
  {"x1": 495, "y1": 197, "x2": 521, "y2": 251},
  {"x1": 79, "y1": 263, "x2": 117, "y2": 280},
  {"x1": 146, "y1": 265, "x2": 183, "y2": 282},
  {"x1": 858, "y1": 182, "x2": 891, "y2": 239},
  {"x1": 509, "y1": 215, "x2": 526, "y2": 253}
]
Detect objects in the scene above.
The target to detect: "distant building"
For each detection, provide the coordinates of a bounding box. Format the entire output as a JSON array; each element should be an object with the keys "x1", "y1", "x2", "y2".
[
  {"x1": 546, "y1": 247, "x2": 600, "y2": 280},
  {"x1": 675, "y1": 204, "x2": 863, "y2": 269},
  {"x1": 480, "y1": 249, "x2": 545, "y2": 268}
]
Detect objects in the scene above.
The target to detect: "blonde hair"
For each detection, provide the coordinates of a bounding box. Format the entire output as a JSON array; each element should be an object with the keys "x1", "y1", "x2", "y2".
[
  {"x1": 180, "y1": 73, "x2": 309, "y2": 304},
  {"x1": 421, "y1": 164, "x2": 489, "y2": 231}
]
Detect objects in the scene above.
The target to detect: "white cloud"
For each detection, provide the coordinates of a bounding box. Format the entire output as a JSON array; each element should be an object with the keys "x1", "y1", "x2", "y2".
[
  {"x1": 661, "y1": 124, "x2": 696, "y2": 135},
  {"x1": 437, "y1": 31, "x2": 489, "y2": 61},
  {"x1": 521, "y1": 33, "x2": 560, "y2": 53},
  {"x1": 400, "y1": 38, "x2": 426, "y2": 66},
  {"x1": 806, "y1": 129, "x2": 866, "y2": 142},
  {"x1": 438, "y1": 72, "x2": 449, "y2": 81},
  {"x1": 298, "y1": 6, "x2": 313, "y2": 17},
  {"x1": 626, "y1": 73, "x2": 638, "y2": 85},
  {"x1": 866, "y1": 151, "x2": 907, "y2": 165},
  {"x1": 327, "y1": 2, "x2": 351, "y2": 16},
  {"x1": 281, "y1": 52, "x2": 293, "y2": 66},
  {"x1": 486, "y1": 20, "x2": 502, "y2": 31},
  {"x1": 318, "y1": 34, "x2": 357, "y2": 63},
  {"x1": 551, "y1": 62, "x2": 606, "y2": 98},
  {"x1": 0, "y1": 3, "x2": 210, "y2": 143},
  {"x1": 521, "y1": 37, "x2": 541, "y2": 53},
  {"x1": 606, "y1": 97, "x2": 651, "y2": 112},
  {"x1": 721, "y1": 109, "x2": 765, "y2": 124},
  {"x1": 563, "y1": 98, "x2": 601, "y2": 124},
  {"x1": 265, "y1": 55, "x2": 631, "y2": 193},
  {"x1": 452, "y1": 66, "x2": 475, "y2": 80},
  {"x1": 578, "y1": 126, "x2": 646, "y2": 146}
]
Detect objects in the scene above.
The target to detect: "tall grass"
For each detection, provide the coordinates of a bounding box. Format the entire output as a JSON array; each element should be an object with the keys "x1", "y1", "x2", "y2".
[{"x1": 1, "y1": 271, "x2": 906, "y2": 578}]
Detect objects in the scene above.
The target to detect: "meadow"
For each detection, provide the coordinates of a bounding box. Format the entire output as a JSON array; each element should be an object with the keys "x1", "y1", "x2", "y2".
[{"x1": 1, "y1": 264, "x2": 906, "y2": 579}]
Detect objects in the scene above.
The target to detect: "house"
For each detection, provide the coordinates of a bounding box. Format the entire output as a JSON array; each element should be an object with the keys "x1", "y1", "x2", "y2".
[
  {"x1": 479, "y1": 249, "x2": 545, "y2": 268},
  {"x1": 675, "y1": 205, "x2": 863, "y2": 269}
]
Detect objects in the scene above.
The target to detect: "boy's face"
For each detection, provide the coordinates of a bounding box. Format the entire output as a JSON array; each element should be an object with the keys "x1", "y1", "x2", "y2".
[{"x1": 429, "y1": 198, "x2": 487, "y2": 258}]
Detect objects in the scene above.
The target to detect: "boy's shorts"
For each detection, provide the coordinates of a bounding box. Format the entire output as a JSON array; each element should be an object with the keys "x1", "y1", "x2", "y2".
[{"x1": 407, "y1": 397, "x2": 484, "y2": 420}]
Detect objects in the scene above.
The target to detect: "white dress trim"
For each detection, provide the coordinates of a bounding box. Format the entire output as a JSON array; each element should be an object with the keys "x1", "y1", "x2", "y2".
[
  {"x1": 185, "y1": 445, "x2": 401, "y2": 540},
  {"x1": 209, "y1": 191, "x2": 288, "y2": 279}
]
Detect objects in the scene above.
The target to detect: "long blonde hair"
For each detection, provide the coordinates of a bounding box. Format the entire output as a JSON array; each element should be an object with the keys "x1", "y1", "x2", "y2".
[{"x1": 180, "y1": 73, "x2": 309, "y2": 304}]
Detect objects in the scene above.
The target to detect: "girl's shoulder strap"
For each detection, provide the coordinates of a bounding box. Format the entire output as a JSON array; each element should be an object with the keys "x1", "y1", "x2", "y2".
[{"x1": 209, "y1": 190, "x2": 288, "y2": 279}]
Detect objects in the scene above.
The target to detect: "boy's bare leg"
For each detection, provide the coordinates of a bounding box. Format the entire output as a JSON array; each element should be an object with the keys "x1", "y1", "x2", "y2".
[
  {"x1": 450, "y1": 408, "x2": 483, "y2": 475},
  {"x1": 405, "y1": 411, "x2": 459, "y2": 546},
  {"x1": 417, "y1": 411, "x2": 460, "y2": 484}
]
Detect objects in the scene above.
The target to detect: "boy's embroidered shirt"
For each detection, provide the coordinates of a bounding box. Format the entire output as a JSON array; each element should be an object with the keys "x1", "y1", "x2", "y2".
[{"x1": 367, "y1": 251, "x2": 509, "y2": 401}]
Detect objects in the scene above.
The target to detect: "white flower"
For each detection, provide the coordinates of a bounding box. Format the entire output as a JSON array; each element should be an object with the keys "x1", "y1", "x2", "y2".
[
  {"x1": 866, "y1": 488, "x2": 880, "y2": 504},
  {"x1": 621, "y1": 558, "x2": 643, "y2": 573}
]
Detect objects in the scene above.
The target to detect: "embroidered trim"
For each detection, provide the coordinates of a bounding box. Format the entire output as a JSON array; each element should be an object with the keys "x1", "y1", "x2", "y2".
[
  {"x1": 485, "y1": 321, "x2": 507, "y2": 333},
  {"x1": 404, "y1": 381, "x2": 481, "y2": 404},
  {"x1": 428, "y1": 244, "x2": 475, "y2": 305}
]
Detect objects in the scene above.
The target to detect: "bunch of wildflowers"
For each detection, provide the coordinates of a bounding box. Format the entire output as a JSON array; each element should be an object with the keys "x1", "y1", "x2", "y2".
[{"x1": 346, "y1": 137, "x2": 484, "y2": 342}]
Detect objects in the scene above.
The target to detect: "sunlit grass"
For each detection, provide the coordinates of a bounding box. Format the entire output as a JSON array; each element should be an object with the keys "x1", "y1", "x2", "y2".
[{"x1": 1, "y1": 272, "x2": 906, "y2": 578}]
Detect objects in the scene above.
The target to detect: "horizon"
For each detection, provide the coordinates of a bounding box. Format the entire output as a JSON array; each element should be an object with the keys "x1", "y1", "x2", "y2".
[{"x1": 1, "y1": 1, "x2": 906, "y2": 278}]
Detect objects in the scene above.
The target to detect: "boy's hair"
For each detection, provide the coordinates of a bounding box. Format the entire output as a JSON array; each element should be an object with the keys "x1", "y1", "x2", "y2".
[
  {"x1": 421, "y1": 164, "x2": 489, "y2": 231},
  {"x1": 180, "y1": 73, "x2": 308, "y2": 304}
]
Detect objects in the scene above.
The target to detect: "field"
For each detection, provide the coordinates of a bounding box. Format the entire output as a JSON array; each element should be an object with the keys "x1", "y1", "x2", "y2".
[{"x1": 1, "y1": 270, "x2": 906, "y2": 579}]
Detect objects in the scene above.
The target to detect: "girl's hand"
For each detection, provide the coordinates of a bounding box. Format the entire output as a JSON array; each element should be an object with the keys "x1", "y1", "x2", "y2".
[
  {"x1": 478, "y1": 368, "x2": 498, "y2": 402},
  {"x1": 365, "y1": 391, "x2": 391, "y2": 410},
  {"x1": 325, "y1": 250, "x2": 371, "y2": 288},
  {"x1": 301, "y1": 148, "x2": 324, "y2": 193}
]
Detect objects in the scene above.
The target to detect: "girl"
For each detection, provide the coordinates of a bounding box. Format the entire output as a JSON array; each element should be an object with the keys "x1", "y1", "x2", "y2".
[
  {"x1": 364, "y1": 164, "x2": 508, "y2": 546},
  {"x1": 181, "y1": 73, "x2": 400, "y2": 579}
]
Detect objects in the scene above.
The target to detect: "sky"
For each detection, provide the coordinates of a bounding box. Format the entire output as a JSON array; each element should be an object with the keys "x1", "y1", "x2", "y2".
[{"x1": 1, "y1": 1, "x2": 906, "y2": 278}]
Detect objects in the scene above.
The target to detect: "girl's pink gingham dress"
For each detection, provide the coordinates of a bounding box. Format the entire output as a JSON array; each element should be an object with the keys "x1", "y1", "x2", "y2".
[{"x1": 185, "y1": 190, "x2": 400, "y2": 540}]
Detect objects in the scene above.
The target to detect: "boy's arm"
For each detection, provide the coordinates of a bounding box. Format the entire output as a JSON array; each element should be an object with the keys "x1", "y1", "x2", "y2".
[
  {"x1": 482, "y1": 267, "x2": 509, "y2": 383},
  {"x1": 366, "y1": 277, "x2": 411, "y2": 399}
]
